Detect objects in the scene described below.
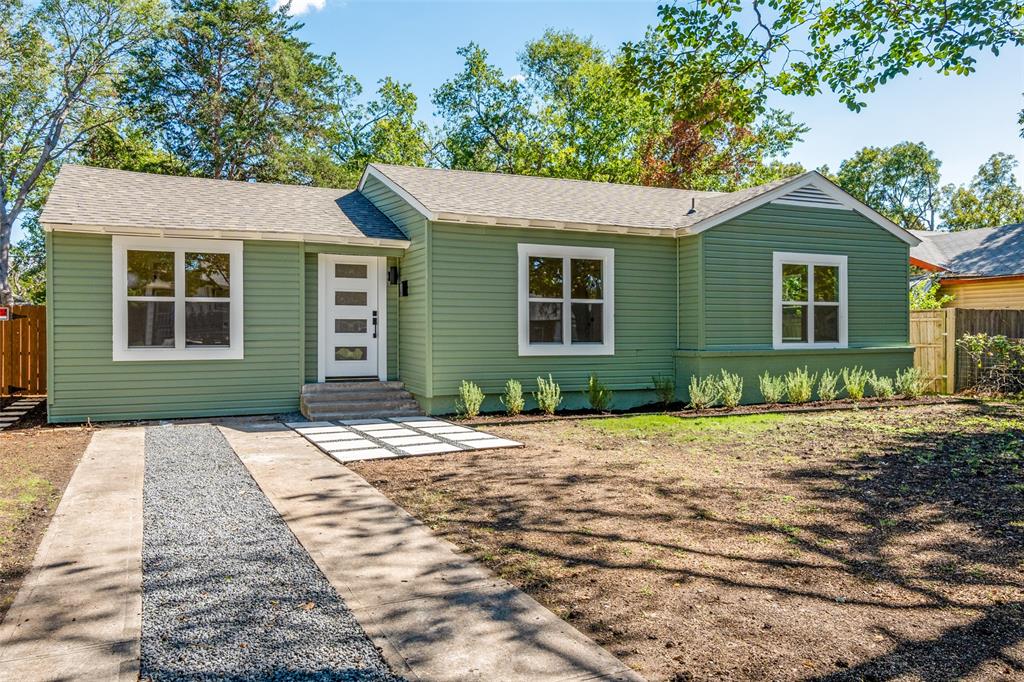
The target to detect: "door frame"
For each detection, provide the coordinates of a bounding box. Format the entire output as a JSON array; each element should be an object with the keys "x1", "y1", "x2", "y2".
[{"x1": 317, "y1": 254, "x2": 388, "y2": 382}]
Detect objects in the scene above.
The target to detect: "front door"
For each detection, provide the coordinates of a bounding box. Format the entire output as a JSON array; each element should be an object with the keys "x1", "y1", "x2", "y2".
[{"x1": 320, "y1": 255, "x2": 380, "y2": 379}]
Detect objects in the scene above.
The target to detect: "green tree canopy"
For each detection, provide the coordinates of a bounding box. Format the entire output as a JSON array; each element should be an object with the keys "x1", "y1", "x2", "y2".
[
  {"x1": 836, "y1": 142, "x2": 943, "y2": 231},
  {"x1": 942, "y1": 153, "x2": 1024, "y2": 230}
]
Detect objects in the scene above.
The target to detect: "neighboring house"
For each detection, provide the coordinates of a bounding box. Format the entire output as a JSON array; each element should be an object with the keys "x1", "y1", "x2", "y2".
[
  {"x1": 911, "y1": 223, "x2": 1024, "y2": 308},
  {"x1": 39, "y1": 164, "x2": 919, "y2": 422}
]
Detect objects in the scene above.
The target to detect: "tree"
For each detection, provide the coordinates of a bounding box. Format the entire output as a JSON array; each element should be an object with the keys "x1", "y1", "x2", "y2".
[
  {"x1": 942, "y1": 153, "x2": 1024, "y2": 230},
  {"x1": 836, "y1": 142, "x2": 943, "y2": 230},
  {"x1": 0, "y1": 0, "x2": 162, "y2": 304},
  {"x1": 79, "y1": 123, "x2": 187, "y2": 175},
  {"x1": 128, "y1": 0, "x2": 340, "y2": 184}
]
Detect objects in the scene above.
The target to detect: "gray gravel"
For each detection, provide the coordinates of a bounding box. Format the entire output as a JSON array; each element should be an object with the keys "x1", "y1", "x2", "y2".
[{"x1": 142, "y1": 423, "x2": 400, "y2": 681}]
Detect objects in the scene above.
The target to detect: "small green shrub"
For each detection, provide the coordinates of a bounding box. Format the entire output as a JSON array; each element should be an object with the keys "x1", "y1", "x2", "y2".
[
  {"x1": 501, "y1": 378, "x2": 525, "y2": 416},
  {"x1": 534, "y1": 374, "x2": 563, "y2": 415},
  {"x1": 719, "y1": 369, "x2": 744, "y2": 408},
  {"x1": 758, "y1": 371, "x2": 785, "y2": 404},
  {"x1": 894, "y1": 366, "x2": 926, "y2": 398},
  {"x1": 688, "y1": 375, "x2": 721, "y2": 410},
  {"x1": 585, "y1": 373, "x2": 613, "y2": 412},
  {"x1": 456, "y1": 380, "x2": 485, "y2": 418},
  {"x1": 817, "y1": 369, "x2": 840, "y2": 401},
  {"x1": 652, "y1": 375, "x2": 676, "y2": 407},
  {"x1": 784, "y1": 367, "x2": 816, "y2": 404},
  {"x1": 868, "y1": 372, "x2": 895, "y2": 399},
  {"x1": 841, "y1": 366, "x2": 871, "y2": 400}
]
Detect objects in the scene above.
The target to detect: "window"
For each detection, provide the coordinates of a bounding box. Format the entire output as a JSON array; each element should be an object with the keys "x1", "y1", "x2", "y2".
[
  {"x1": 517, "y1": 244, "x2": 614, "y2": 356},
  {"x1": 113, "y1": 236, "x2": 243, "y2": 361},
  {"x1": 772, "y1": 252, "x2": 847, "y2": 349}
]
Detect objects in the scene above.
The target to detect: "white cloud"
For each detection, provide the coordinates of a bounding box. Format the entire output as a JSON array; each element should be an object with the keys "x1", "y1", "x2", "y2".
[
  {"x1": 510, "y1": 73, "x2": 526, "y2": 83},
  {"x1": 273, "y1": 0, "x2": 326, "y2": 15}
]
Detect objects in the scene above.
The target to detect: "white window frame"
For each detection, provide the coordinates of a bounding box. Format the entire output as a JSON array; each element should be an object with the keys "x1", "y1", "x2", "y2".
[
  {"x1": 112, "y1": 235, "x2": 244, "y2": 361},
  {"x1": 517, "y1": 243, "x2": 614, "y2": 356},
  {"x1": 772, "y1": 251, "x2": 847, "y2": 350}
]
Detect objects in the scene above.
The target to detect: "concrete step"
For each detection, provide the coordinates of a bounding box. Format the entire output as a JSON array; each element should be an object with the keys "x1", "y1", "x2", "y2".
[
  {"x1": 300, "y1": 380, "x2": 422, "y2": 420},
  {"x1": 303, "y1": 406, "x2": 424, "y2": 421},
  {"x1": 302, "y1": 381, "x2": 405, "y2": 395},
  {"x1": 301, "y1": 398, "x2": 422, "y2": 414},
  {"x1": 301, "y1": 389, "x2": 413, "y2": 403}
]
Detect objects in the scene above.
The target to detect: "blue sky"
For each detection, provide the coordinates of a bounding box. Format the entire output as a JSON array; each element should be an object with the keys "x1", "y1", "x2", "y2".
[{"x1": 289, "y1": 0, "x2": 1024, "y2": 187}]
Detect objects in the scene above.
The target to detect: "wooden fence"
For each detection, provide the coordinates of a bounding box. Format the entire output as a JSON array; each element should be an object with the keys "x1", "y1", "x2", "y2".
[
  {"x1": 952, "y1": 308, "x2": 1024, "y2": 391},
  {"x1": 910, "y1": 308, "x2": 956, "y2": 393},
  {"x1": 1, "y1": 305, "x2": 47, "y2": 396}
]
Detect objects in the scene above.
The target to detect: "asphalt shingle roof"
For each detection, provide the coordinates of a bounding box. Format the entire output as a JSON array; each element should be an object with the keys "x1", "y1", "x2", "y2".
[
  {"x1": 910, "y1": 223, "x2": 1024, "y2": 277},
  {"x1": 41, "y1": 165, "x2": 407, "y2": 242}
]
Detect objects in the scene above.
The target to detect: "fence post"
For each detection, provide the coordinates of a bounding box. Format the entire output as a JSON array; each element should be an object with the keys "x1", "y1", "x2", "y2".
[{"x1": 944, "y1": 308, "x2": 957, "y2": 394}]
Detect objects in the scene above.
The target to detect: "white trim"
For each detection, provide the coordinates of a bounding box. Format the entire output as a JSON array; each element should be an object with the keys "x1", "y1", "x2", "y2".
[
  {"x1": 111, "y1": 236, "x2": 244, "y2": 361},
  {"x1": 517, "y1": 243, "x2": 614, "y2": 356},
  {"x1": 317, "y1": 255, "x2": 387, "y2": 381},
  {"x1": 358, "y1": 165, "x2": 437, "y2": 222},
  {"x1": 772, "y1": 251, "x2": 848, "y2": 350}
]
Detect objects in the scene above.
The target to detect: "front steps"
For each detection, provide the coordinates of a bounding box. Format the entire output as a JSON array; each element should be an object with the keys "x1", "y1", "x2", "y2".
[{"x1": 300, "y1": 381, "x2": 422, "y2": 421}]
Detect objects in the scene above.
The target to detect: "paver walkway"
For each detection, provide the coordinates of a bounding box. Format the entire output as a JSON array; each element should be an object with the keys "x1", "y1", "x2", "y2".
[
  {"x1": 221, "y1": 420, "x2": 642, "y2": 682},
  {"x1": 0, "y1": 427, "x2": 145, "y2": 681}
]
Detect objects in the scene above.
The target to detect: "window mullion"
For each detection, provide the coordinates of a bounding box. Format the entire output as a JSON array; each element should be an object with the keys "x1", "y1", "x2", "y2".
[
  {"x1": 561, "y1": 257, "x2": 570, "y2": 346},
  {"x1": 807, "y1": 264, "x2": 815, "y2": 344},
  {"x1": 174, "y1": 250, "x2": 185, "y2": 351}
]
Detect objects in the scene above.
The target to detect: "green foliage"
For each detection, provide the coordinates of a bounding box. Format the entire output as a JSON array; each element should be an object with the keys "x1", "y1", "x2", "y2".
[
  {"x1": 584, "y1": 373, "x2": 613, "y2": 412},
  {"x1": 456, "y1": 380, "x2": 485, "y2": 418},
  {"x1": 842, "y1": 366, "x2": 871, "y2": 400},
  {"x1": 817, "y1": 369, "x2": 840, "y2": 402},
  {"x1": 8, "y1": 218, "x2": 45, "y2": 303},
  {"x1": 836, "y1": 142, "x2": 942, "y2": 231},
  {"x1": 718, "y1": 369, "x2": 743, "y2": 409},
  {"x1": 758, "y1": 372, "x2": 786, "y2": 404},
  {"x1": 500, "y1": 378, "x2": 525, "y2": 417},
  {"x1": 895, "y1": 367, "x2": 927, "y2": 398},
  {"x1": 784, "y1": 367, "x2": 816, "y2": 404},
  {"x1": 957, "y1": 333, "x2": 1024, "y2": 393},
  {"x1": 687, "y1": 375, "x2": 721, "y2": 410},
  {"x1": 651, "y1": 375, "x2": 675, "y2": 407},
  {"x1": 868, "y1": 372, "x2": 896, "y2": 399},
  {"x1": 941, "y1": 153, "x2": 1024, "y2": 230},
  {"x1": 910, "y1": 277, "x2": 954, "y2": 310},
  {"x1": 534, "y1": 374, "x2": 562, "y2": 415}
]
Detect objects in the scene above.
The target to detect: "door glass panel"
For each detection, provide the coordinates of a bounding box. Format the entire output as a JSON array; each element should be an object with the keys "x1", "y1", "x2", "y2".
[
  {"x1": 185, "y1": 252, "x2": 230, "y2": 297},
  {"x1": 571, "y1": 302, "x2": 603, "y2": 343},
  {"x1": 571, "y1": 259, "x2": 603, "y2": 299},
  {"x1": 814, "y1": 265, "x2": 839, "y2": 302},
  {"x1": 814, "y1": 305, "x2": 839, "y2": 342},
  {"x1": 335, "y1": 318, "x2": 367, "y2": 334},
  {"x1": 781, "y1": 264, "x2": 808, "y2": 302},
  {"x1": 185, "y1": 302, "x2": 230, "y2": 346},
  {"x1": 781, "y1": 305, "x2": 807, "y2": 342},
  {"x1": 127, "y1": 301, "x2": 175, "y2": 347},
  {"x1": 335, "y1": 263, "x2": 368, "y2": 279},
  {"x1": 335, "y1": 346, "x2": 367, "y2": 361},
  {"x1": 335, "y1": 291, "x2": 367, "y2": 306},
  {"x1": 528, "y1": 257, "x2": 563, "y2": 298},
  {"x1": 127, "y1": 251, "x2": 174, "y2": 296},
  {"x1": 529, "y1": 302, "x2": 562, "y2": 343}
]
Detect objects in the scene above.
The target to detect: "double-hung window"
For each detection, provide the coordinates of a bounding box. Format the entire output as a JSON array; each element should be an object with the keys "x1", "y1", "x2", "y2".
[
  {"x1": 772, "y1": 252, "x2": 847, "y2": 349},
  {"x1": 112, "y1": 236, "x2": 244, "y2": 361},
  {"x1": 517, "y1": 244, "x2": 614, "y2": 356}
]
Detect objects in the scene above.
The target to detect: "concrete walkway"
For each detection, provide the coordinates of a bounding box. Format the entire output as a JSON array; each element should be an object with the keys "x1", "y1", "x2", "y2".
[
  {"x1": 220, "y1": 421, "x2": 642, "y2": 682},
  {"x1": 0, "y1": 427, "x2": 145, "y2": 681}
]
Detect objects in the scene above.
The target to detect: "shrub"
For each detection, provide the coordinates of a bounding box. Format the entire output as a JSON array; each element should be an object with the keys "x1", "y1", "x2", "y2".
[
  {"x1": 868, "y1": 372, "x2": 895, "y2": 399},
  {"x1": 895, "y1": 366, "x2": 926, "y2": 398},
  {"x1": 784, "y1": 367, "x2": 816, "y2": 404},
  {"x1": 758, "y1": 371, "x2": 785, "y2": 404},
  {"x1": 501, "y1": 378, "x2": 525, "y2": 416},
  {"x1": 817, "y1": 369, "x2": 840, "y2": 401},
  {"x1": 719, "y1": 369, "x2": 744, "y2": 408},
  {"x1": 841, "y1": 366, "x2": 871, "y2": 400},
  {"x1": 534, "y1": 374, "x2": 562, "y2": 415},
  {"x1": 456, "y1": 380, "x2": 485, "y2": 418},
  {"x1": 652, "y1": 375, "x2": 676, "y2": 407},
  {"x1": 585, "y1": 373, "x2": 613, "y2": 412},
  {"x1": 957, "y1": 333, "x2": 1024, "y2": 394},
  {"x1": 688, "y1": 375, "x2": 721, "y2": 410}
]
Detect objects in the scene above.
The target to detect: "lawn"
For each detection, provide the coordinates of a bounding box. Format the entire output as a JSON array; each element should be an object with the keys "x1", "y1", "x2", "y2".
[
  {"x1": 351, "y1": 402, "x2": 1024, "y2": 681},
  {"x1": 0, "y1": 410, "x2": 91, "y2": 620}
]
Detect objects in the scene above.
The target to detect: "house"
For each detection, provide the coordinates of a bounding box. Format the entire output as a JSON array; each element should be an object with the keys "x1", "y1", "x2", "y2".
[
  {"x1": 911, "y1": 223, "x2": 1024, "y2": 308},
  {"x1": 39, "y1": 164, "x2": 919, "y2": 422}
]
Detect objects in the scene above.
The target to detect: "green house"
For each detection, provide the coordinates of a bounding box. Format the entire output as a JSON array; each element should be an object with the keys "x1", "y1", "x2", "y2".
[{"x1": 39, "y1": 163, "x2": 919, "y2": 422}]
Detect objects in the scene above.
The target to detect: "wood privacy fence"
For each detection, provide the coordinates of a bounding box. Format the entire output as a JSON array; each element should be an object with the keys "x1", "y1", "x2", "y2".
[
  {"x1": 1, "y1": 305, "x2": 47, "y2": 396},
  {"x1": 952, "y1": 308, "x2": 1024, "y2": 391},
  {"x1": 910, "y1": 309, "x2": 956, "y2": 394}
]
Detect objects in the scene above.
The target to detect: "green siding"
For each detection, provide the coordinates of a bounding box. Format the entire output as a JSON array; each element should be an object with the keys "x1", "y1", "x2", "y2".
[
  {"x1": 48, "y1": 232, "x2": 304, "y2": 422},
  {"x1": 700, "y1": 204, "x2": 910, "y2": 350},
  {"x1": 677, "y1": 234, "x2": 701, "y2": 348}
]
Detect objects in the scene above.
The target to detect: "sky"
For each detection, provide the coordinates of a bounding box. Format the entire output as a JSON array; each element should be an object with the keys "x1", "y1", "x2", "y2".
[{"x1": 287, "y1": 0, "x2": 1024, "y2": 187}]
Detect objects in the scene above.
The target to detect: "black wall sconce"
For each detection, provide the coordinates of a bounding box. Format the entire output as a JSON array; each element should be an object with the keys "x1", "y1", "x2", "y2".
[
  {"x1": 400, "y1": 280, "x2": 409, "y2": 297},
  {"x1": 387, "y1": 265, "x2": 400, "y2": 285}
]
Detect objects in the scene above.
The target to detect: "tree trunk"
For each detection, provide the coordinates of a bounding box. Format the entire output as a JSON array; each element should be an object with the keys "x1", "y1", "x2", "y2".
[{"x1": 0, "y1": 212, "x2": 13, "y2": 306}]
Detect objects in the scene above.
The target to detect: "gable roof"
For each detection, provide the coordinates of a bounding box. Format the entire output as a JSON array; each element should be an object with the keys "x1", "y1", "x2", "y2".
[
  {"x1": 41, "y1": 164, "x2": 409, "y2": 247},
  {"x1": 360, "y1": 164, "x2": 919, "y2": 245},
  {"x1": 910, "y1": 223, "x2": 1024, "y2": 277}
]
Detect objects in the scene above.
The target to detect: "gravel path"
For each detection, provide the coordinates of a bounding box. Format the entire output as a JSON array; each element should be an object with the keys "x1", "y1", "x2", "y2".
[{"x1": 142, "y1": 423, "x2": 400, "y2": 681}]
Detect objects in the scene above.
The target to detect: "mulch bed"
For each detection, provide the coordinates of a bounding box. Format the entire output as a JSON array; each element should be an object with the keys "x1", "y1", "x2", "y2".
[{"x1": 352, "y1": 402, "x2": 1024, "y2": 681}]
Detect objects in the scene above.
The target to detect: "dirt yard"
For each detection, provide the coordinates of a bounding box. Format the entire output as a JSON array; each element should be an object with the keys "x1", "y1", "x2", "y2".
[
  {"x1": 352, "y1": 402, "x2": 1024, "y2": 681},
  {"x1": 0, "y1": 406, "x2": 91, "y2": 620}
]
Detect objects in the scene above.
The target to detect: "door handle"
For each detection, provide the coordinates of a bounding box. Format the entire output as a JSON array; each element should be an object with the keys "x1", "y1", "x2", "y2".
[{"x1": 372, "y1": 310, "x2": 378, "y2": 338}]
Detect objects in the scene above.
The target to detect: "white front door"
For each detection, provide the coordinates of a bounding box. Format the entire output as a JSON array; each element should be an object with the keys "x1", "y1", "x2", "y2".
[{"x1": 320, "y1": 255, "x2": 382, "y2": 379}]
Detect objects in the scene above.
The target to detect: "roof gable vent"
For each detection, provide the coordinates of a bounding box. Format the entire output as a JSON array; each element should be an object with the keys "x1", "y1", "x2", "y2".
[{"x1": 771, "y1": 184, "x2": 849, "y2": 210}]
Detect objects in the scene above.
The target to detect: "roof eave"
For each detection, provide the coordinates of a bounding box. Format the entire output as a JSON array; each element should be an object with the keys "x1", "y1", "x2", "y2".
[{"x1": 430, "y1": 212, "x2": 674, "y2": 237}]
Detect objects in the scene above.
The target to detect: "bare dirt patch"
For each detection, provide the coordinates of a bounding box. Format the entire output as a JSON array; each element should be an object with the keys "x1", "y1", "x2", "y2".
[
  {"x1": 351, "y1": 403, "x2": 1024, "y2": 681},
  {"x1": 0, "y1": 408, "x2": 91, "y2": 620}
]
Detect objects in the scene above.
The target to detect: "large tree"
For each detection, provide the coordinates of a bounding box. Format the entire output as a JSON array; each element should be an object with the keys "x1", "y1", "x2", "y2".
[
  {"x1": 942, "y1": 153, "x2": 1024, "y2": 230},
  {"x1": 836, "y1": 142, "x2": 943, "y2": 230},
  {"x1": 0, "y1": 0, "x2": 162, "y2": 304}
]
